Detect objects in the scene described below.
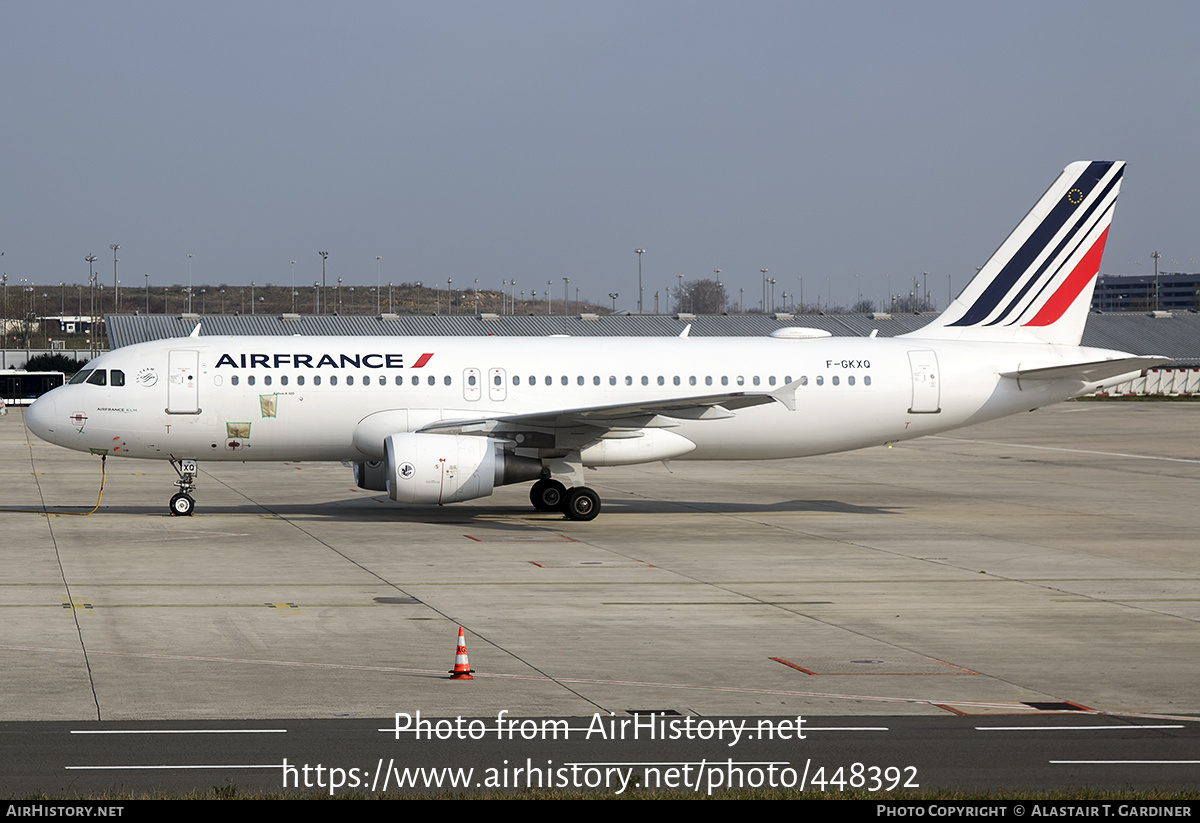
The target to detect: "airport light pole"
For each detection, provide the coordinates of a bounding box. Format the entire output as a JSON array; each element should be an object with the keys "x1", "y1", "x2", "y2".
[
  {"x1": 110, "y1": 245, "x2": 119, "y2": 314},
  {"x1": 187, "y1": 254, "x2": 194, "y2": 312},
  {"x1": 318, "y1": 251, "x2": 329, "y2": 313},
  {"x1": 291, "y1": 261, "x2": 297, "y2": 313},
  {"x1": 760, "y1": 269, "x2": 768, "y2": 313},
  {"x1": 376, "y1": 256, "x2": 382, "y2": 314},
  {"x1": 609, "y1": 292, "x2": 618, "y2": 312},
  {"x1": 563, "y1": 277, "x2": 570, "y2": 316},
  {"x1": 635, "y1": 249, "x2": 645, "y2": 314},
  {"x1": 145, "y1": 273, "x2": 149, "y2": 314},
  {"x1": 1151, "y1": 250, "x2": 1161, "y2": 310},
  {"x1": 85, "y1": 255, "x2": 97, "y2": 348}
]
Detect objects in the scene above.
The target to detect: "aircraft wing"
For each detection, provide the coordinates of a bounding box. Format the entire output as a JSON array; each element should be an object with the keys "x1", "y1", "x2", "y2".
[
  {"x1": 1001, "y1": 356, "x2": 1172, "y2": 383},
  {"x1": 418, "y1": 390, "x2": 781, "y2": 439}
]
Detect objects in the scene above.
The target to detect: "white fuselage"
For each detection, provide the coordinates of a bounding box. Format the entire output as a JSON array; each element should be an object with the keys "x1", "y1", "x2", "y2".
[{"x1": 25, "y1": 334, "x2": 1124, "y2": 465}]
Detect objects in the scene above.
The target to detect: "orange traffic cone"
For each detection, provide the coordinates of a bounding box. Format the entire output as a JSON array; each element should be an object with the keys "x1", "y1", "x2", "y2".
[{"x1": 449, "y1": 626, "x2": 474, "y2": 680}]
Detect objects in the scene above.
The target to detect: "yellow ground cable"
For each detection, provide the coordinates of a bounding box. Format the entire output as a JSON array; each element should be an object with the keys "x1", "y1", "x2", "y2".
[{"x1": 4, "y1": 454, "x2": 107, "y2": 516}]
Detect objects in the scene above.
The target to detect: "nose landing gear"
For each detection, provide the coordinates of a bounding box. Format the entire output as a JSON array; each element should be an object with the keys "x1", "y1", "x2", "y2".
[{"x1": 169, "y1": 458, "x2": 198, "y2": 517}]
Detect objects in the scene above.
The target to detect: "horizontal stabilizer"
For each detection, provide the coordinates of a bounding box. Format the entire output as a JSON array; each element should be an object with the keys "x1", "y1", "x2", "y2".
[{"x1": 1001, "y1": 356, "x2": 1171, "y2": 383}]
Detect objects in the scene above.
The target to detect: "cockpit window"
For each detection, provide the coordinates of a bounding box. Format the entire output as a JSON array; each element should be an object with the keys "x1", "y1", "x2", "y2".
[
  {"x1": 110, "y1": 370, "x2": 125, "y2": 387},
  {"x1": 86, "y1": 370, "x2": 108, "y2": 386},
  {"x1": 69, "y1": 370, "x2": 93, "y2": 385}
]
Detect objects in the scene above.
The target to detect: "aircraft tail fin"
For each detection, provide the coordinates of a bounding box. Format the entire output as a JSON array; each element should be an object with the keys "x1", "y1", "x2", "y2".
[{"x1": 903, "y1": 161, "x2": 1124, "y2": 346}]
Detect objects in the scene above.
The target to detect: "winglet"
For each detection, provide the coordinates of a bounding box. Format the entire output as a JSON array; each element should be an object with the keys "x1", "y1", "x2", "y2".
[
  {"x1": 771, "y1": 378, "x2": 805, "y2": 412},
  {"x1": 189, "y1": 323, "x2": 202, "y2": 338},
  {"x1": 679, "y1": 323, "x2": 692, "y2": 338}
]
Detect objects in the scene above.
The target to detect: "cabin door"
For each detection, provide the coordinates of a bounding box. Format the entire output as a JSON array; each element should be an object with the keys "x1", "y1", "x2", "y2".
[{"x1": 167, "y1": 350, "x2": 200, "y2": 414}]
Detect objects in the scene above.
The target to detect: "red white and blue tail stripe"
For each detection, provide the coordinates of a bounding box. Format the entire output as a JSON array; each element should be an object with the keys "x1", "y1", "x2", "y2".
[{"x1": 906, "y1": 161, "x2": 1124, "y2": 346}]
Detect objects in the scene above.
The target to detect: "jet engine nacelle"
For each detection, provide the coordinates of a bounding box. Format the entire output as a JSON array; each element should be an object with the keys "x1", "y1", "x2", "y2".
[{"x1": 383, "y1": 432, "x2": 541, "y2": 504}]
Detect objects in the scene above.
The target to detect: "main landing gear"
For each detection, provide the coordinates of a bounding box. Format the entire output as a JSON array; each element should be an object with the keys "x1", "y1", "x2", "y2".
[
  {"x1": 530, "y1": 477, "x2": 601, "y2": 521},
  {"x1": 169, "y1": 458, "x2": 198, "y2": 517}
]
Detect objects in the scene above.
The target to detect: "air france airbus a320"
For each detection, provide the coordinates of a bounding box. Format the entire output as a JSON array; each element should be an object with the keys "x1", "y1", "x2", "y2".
[{"x1": 26, "y1": 162, "x2": 1165, "y2": 520}]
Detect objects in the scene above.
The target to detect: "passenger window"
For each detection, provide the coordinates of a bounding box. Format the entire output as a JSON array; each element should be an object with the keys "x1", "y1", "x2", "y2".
[
  {"x1": 513, "y1": 375, "x2": 521, "y2": 386},
  {"x1": 848, "y1": 375, "x2": 855, "y2": 386},
  {"x1": 444, "y1": 376, "x2": 451, "y2": 386},
  {"x1": 864, "y1": 375, "x2": 872, "y2": 386},
  {"x1": 561, "y1": 376, "x2": 568, "y2": 386},
  {"x1": 314, "y1": 376, "x2": 321, "y2": 386},
  {"x1": 641, "y1": 376, "x2": 649, "y2": 386},
  {"x1": 593, "y1": 376, "x2": 600, "y2": 386},
  {"x1": 86, "y1": 370, "x2": 107, "y2": 386},
  {"x1": 232, "y1": 375, "x2": 240, "y2": 386},
  {"x1": 721, "y1": 376, "x2": 728, "y2": 386},
  {"x1": 752, "y1": 376, "x2": 760, "y2": 386},
  {"x1": 298, "y1": 376, "x2": 305, "y2": 386},
  {"x1": 428, "y1": 376, "x2": 435, "y2": 386},
  {"x1": 736, "y1": 376, "x2": 744, "y2": 386},
  {"x1": 281, "y1": 375, "x2": 289, "y2": 386},
  {"x1": 110, "y1": 370, "x2": 125, "y2": 387},
  {"x1": 657, "y1": 376, "x2": 664, "y2": 386},
  {"x1": 689, "y1": 376, "x2": 696, "y2": 386},
  {"x1": 345, "y1": 376, "x2": 353, "y2": 386},
  {"x1": 832, "y1": 375, "x2": 840, "y2": 386},
  {"x1": 609, "y1": 376, "x2": 616, "y2": 386},
  {"x1": 705, "y1": 376, "x2": 713, "y2": 386},
  {"x1": 816, "y1": 376, "x2": 824, "y2": 386},
  {"x1": 799, "y1": 376, "x2": 808, "y2": 386},
  {"x1": 768, "y1": 376, "x2": 776, "y2": 386},
  {"x1": 625, "y1": 376, "x2": 633, "y2": 386},
  {"x1": 494, "y1": 375, "x2": 502, "y2": 386},
  {"x1": 248, "y1": 375, "x2": 256, "y2": 386},
  {"x1": 673, "y1": 376, "x2": 680, "y2": 386},
  {"x1": 468, "y1": 374, "x2": 477, "y2": 386},
  {"x1": 264, "y1": 375, "x2": 273, "y2": 386},
  {"x1": 330, "y1": 376, "x2": 337, "y2": 386}
]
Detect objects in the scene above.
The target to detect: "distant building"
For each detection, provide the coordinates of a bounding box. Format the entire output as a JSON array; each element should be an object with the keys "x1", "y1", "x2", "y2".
[
  {"x1": 41, "y1": 316, "x2": 101, "y2": 335},
  {"x1": 1092, "y1": 273, "x2": 1200, "y2": 313}
]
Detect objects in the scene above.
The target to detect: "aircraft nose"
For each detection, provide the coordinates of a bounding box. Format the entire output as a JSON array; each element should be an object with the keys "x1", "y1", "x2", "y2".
[{"x1": 25, "y1": 392, "x2": 59, "y2": 443}]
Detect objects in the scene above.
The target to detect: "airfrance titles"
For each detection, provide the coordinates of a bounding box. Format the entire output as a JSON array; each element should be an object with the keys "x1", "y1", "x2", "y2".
[{"x1": 214, "y1": 352, "x2": 433, "y2": 370}]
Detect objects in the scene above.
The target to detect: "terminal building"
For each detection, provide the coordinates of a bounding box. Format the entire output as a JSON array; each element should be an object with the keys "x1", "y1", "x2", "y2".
[{"x1": 1091, "y1": 272, "x2": 1200, "y2": 313}]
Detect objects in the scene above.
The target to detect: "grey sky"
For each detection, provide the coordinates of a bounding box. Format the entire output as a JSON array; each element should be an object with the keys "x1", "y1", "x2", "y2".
[{"x1": 3, "y1": 1, "x2": 1197, "y2": 311}]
